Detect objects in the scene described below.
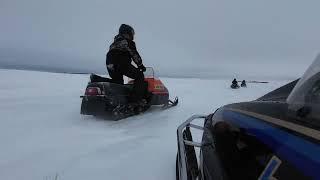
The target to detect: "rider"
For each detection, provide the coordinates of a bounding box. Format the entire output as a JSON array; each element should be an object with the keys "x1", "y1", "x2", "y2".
[
  {"x1": 106, "y1": 24, "x2": 147, "y2": 102},
  {"x1": 232, "y1": 79, "x2": 238, "y2": 85},
  {"x1": 241, "y1": 80, "x2": 247, "y2": 87}
]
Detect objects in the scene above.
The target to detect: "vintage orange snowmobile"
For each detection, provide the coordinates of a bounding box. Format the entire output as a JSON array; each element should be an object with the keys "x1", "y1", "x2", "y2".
[{"x1": 80, "y1": 67, "x2": 178, "y2": 120}]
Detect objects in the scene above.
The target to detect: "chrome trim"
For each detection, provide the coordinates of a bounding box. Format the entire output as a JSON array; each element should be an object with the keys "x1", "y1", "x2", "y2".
[
  {"x1": 188, "y1": 123, "x2": 204, "y2": 131},
  {"x1": 183, "y1": 140, "x2": 202, "y2": 147}
]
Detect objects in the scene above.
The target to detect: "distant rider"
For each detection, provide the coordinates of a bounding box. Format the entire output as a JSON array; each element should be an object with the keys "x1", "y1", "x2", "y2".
[
  {"x1": 106, "y1": 24, "x2": 147, "y2": 102},
  {"x1": 241, "y1": 80, "x2": 247, "y2": 87},
  {"x1": 231, "y1": 78, "x2": 240, "y2": 89},
  {"x1": 232, "y1": 79, "x2": 238, "y2": 86}
]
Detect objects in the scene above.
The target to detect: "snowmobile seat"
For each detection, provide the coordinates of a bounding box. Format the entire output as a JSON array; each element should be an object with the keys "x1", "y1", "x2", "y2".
[{"x1": 90, "y1": 74, "x2": 122, "y2": 84}]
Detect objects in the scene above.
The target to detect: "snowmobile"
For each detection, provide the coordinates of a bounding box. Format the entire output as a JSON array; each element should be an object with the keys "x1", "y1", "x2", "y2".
[
  {"x1": 80, "y1": 67, "x2": 178, "y2": 120},
  {"x1": 230, "y1": 83, "x2": 240, "y2": 89},
  {"x1": 231, "y1": 79, "x2": 240, "y2": 89},
  {"x1": 230, "y1": 82, "x2": 240, "y2": 89},
  {"x1": 176, "y1": 54, "x2": 320, "y2": 180}
]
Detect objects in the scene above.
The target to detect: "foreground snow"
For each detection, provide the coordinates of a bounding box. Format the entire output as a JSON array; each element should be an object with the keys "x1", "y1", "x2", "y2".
[{"x1": 0, "y1": 69, "x2": 290, "y2": 180}]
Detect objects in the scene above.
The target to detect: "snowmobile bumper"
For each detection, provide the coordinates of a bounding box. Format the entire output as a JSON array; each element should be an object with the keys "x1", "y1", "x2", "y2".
[
  {"x1": 150, "y1": 93, "x2": 169, "y2": 105},
  {"x1": 176, "y1": 115, "x2": 207, "y2": 180},
  {"x1": 80, "y1": 95, "x2": 110, "y2": 115}
]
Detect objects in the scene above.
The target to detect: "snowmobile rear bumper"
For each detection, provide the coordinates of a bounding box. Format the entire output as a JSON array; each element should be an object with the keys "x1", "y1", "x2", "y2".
[
  {"x1": 80, "y1": 95, "x2": 110, "y2": 116},
  {"x1": 176, "y1": 115, "x2": 207, "y2": 180}
]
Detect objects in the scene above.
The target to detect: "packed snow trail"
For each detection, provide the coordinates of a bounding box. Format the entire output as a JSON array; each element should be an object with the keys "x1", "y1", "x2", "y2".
[{"x1": 0, "y1": 69, "x2": 289, "y2": 180}]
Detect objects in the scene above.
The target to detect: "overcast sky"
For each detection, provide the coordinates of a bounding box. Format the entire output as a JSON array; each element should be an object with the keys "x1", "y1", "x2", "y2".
[{"x1": 1, "y1": 0, "x2": 319, "y2": 79}]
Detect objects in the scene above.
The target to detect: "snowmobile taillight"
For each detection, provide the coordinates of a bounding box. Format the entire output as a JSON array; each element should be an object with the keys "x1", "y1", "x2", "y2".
[{"x1": 85, "y1": 87, "x2": 102, "y2": 96}]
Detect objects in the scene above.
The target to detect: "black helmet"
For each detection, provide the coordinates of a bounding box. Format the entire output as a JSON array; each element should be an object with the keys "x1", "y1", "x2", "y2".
[{"x1": 119, "y1": 24, "x2": 135, "y2": 39}]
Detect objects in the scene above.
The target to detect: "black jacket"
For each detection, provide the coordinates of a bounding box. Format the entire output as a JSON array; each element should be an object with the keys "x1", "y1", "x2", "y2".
[
  {"x1": 232, "y1": 79, "x2": 238, "y2": 85},
  {"x1": 106, "y1": 35, "x2": 143, "y2": 67}
]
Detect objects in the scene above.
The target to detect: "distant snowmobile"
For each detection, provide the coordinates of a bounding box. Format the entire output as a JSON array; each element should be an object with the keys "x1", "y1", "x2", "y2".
[
  {"x1": 241, "y1": 80, "x2": 247, "y2": 87},
  {"x1": 230, "y1": 78, "x2": 240, "y2": 89},
  {"x1": 80, "y1": 67, "x2": 178, "y2": 120}
]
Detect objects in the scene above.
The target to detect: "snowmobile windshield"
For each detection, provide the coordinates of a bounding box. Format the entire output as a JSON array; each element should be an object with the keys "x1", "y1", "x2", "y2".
[
  {"x1": 287, "y1": 54, "x2": 320, "y2": 124},
  {"x1": 127, "y1": 67, "x2": 156, "y2": 83},
  {"x1": 287, "y1": 54, "x2": 320, "y2": 104},
  {"x1": 144, "y1": 67, "x2": 155, "y2": 78}
]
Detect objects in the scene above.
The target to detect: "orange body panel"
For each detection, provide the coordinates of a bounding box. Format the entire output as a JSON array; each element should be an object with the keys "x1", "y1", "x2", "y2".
[
  {"x1": 144, "y1": 77, "x2": 168, "y2": 94},
  {"x1": 129, "y1": 78, "x2": 169, "y2": 95}
]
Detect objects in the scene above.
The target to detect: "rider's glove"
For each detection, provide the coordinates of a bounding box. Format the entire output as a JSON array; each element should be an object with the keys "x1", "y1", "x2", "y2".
[{"x1": 138, "y1": 64, "x2": 146, "y2": 72}]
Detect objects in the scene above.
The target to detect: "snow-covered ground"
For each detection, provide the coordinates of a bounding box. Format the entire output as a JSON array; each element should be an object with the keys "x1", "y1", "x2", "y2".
[{"x1": 0, "y1": 69, "x2": 290, "y2": 180}]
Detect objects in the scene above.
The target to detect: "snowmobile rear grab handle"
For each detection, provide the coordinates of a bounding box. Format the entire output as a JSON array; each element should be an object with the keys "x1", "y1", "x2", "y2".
[{"x1": 176, "y1": 114, "x2": 207, "y2": 180}]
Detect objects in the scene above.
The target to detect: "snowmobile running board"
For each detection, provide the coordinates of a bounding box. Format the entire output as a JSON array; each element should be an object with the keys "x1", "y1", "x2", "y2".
[{"x1": 176, "y1": 114, "x2": 207, "y2": 180}]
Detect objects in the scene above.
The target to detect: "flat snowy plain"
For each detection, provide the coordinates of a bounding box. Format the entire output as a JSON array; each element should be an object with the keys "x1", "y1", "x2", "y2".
[{"x1": 0, "y1": 69, "x2": 290, "y2": 180}]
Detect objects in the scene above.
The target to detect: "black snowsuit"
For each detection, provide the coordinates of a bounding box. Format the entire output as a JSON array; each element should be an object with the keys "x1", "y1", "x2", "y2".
[
  {"x1": 232, "y1": 79, "x2": 238, "y2": 85},
  {"x1": 231, "y1": 79, "x2": 239, "y2": 89},
  {"x1": 106, "y1": 35, "x2": 144, "y2": 83},
  {"x1": 241, "y1": 80, "x2": 247, "y2": 87},
  {"x1": 106, "y1": 34, "x2": 147, "y2": 102}
]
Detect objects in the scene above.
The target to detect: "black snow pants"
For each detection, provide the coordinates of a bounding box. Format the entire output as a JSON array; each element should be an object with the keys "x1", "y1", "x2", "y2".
[{"x1": 107, "y1": 64, "x2": 148, "y2": 102}]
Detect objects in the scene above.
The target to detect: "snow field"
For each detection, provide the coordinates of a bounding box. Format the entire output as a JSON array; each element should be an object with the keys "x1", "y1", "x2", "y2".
[{"x1": 0, "y1": 69, "x2": 289, "y2": 180}]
